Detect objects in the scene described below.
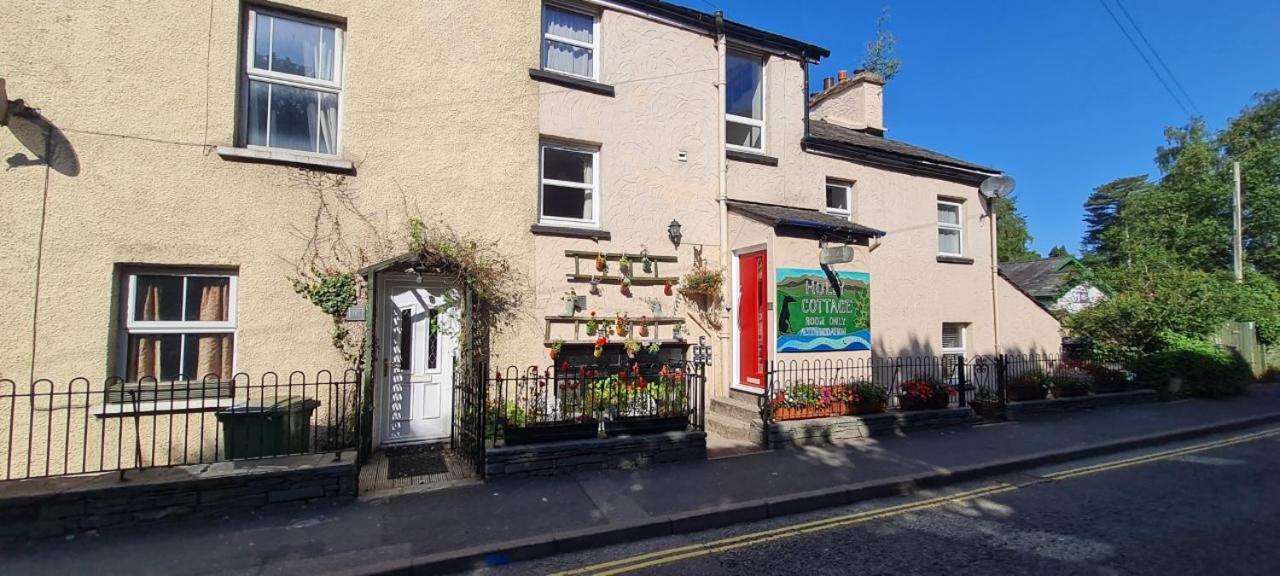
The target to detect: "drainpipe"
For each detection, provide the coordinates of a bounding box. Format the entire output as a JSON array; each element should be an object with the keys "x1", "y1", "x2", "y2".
[
  {"x1": 715, "y1": 11, "x2": 731, "y2": 396},
  {"x1": 989, "y1": 195, "x2": 1001, "y2": 353}
]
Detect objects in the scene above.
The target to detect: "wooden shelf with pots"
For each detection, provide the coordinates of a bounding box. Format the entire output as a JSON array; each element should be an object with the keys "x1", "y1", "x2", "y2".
[{"x1": 543, "y1": 315, "x2": 687, "y2": 343}]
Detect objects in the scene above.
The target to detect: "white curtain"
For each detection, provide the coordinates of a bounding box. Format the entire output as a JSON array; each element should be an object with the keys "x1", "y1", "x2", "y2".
[{"x1": 543, "y1": 7, "x2": 593, "y2": 77}]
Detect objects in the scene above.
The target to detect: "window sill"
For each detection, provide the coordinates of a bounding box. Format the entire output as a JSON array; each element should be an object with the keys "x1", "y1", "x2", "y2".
[
  {"x1": 937, "y1": 255, "x2": 975, "y2": 265},
  {"x1": 216, "y1": 146, "x2": 355, "y2": 173},
  {"x1": 530, "y1": 223, "x2": 612, "y2": 240},
  {"x1": 726, "y1": 149, "x2": 779, "y2": 166},
  {"x1": 528, "y1": 69, "x2": 615, "y2": 97},
  {"x1": 93, "y1": 397, "x2": 235, "y2": 418}
]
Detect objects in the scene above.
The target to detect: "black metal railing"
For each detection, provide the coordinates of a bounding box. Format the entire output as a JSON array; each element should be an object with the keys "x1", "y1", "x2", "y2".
[
  {"x1": 764, "y1": 353, "x2": 1135, "y2": 423},
  {"x1": 490, "y1": 361, "x2": 704, "y2": 445},
  {"x1": 1, "y1": 370, "x2": 363, "y2": 481}
]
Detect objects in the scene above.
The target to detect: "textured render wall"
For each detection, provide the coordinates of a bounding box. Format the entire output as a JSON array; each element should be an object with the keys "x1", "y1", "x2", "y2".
[
  {"x1": 998, "y1": 277, "x2": 1064, "y2": 354},
  {"x1": 0, "y1": 1, "x2": 541, "y2": 382},
  {"x1": 532, "y1": 8, "x2": 722, "y2": 368},
  {"x1": 726, "y1": 56, "x2": 1059, "y2": 359}
]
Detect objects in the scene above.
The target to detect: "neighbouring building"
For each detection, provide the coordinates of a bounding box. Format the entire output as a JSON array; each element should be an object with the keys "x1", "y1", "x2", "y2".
[
  {"x1": 1001, "y1": 256, "x2": 1106, "y2": 314},
  {"x1": 1, "y1": 1, "x2": 1060, "y2": 484}
]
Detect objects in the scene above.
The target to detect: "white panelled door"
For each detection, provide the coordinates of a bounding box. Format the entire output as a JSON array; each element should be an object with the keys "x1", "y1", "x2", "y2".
[{"x1": 380, "y1": 278, "x2": 456, "y2": 445}]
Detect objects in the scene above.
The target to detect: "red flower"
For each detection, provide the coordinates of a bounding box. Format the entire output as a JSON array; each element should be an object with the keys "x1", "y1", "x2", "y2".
[{"x1": 561, "y1": 361, "x2": 570, "y2": 372}]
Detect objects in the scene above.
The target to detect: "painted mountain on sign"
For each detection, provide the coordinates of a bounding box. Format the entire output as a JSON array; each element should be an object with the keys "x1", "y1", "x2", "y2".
[{"x1": 775, "y1": 268, "x2": 871, "y2": 352}]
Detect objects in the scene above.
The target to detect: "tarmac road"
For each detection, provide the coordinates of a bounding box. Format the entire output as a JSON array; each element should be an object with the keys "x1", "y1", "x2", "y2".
[{"x1": 484, "y1": 426, "x2": 1280, "y2": 575}]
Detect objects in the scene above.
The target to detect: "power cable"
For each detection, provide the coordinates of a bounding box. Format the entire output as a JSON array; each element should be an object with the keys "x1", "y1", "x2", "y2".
[
  {"x1": 1096, "y1": 0, "x2": 1195, "y2": 119},
  {"x1": 1112, "y1": 0, "x2": 1200, "y2": 116}
]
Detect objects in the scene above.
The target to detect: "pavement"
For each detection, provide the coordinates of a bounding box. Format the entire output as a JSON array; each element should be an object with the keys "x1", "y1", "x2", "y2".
[
  {"x1": 3, "y1": 384, "x2": 1280, "y2": 576},
  {"x1": 510, "y1": 425, "x2": 1280, "y2": 575}
]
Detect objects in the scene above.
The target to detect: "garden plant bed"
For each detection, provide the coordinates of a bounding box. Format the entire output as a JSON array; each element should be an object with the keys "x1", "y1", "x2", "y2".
[
  {"x1": 604, "y1": 415, "x2": 689, "y2": 436},
  {"x1": 501, "y1": 421, "x2": 600, "y2": 446},
  {"x1": 1005, "y1": 389, "x2": 1158, "y2": 420},
  {"x1": 757, "y1": 407, "x2": 977, "y2": 447}
]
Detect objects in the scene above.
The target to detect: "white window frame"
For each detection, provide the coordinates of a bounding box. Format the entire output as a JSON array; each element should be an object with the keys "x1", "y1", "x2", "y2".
[
  {"x1": 941, "y1": 322, "x2": 967, "y2": 384},
  {"x1": 825, "y1": 181, "x2": 852, "y2": 216},
  {"x1": 242, "y1": 7, "x2": 345, "y2": 156},
  {"x1": 725, "y1": 48, "x2": 766, "y2": 154},
  {"x1": 937, "y1": 200, "x2": 964, "y2": 257},
  {"x1": 119, "y1": 269, "x2": 238, "y2": 382},
  {"x1": 541, "y1": 2, "x2": 600, "y2": 81},
  {"x1": 539, "y1": 141, "x2": 600, "y2": 228},
  {"x1": 941, "y1": 323, "x2": 966, "y2": 357}
]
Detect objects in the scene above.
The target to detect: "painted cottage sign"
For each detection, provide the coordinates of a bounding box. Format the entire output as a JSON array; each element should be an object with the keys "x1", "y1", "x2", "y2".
[{"x1": 775, "y1": 268, "x2": 871, "y2": 352}]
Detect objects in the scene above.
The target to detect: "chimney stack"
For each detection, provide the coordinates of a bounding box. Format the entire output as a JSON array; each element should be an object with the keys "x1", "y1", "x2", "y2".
[{"x1": 809, "y1": 70, "x2": 886, "y2": 136}]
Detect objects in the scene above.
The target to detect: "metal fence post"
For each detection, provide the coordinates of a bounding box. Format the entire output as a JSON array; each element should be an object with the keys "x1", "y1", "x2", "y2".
[
  {"x1": 957, "y1": 356, "x2": 967, "y2": 408},
  {"x1": 997, "y1": 354, "x2": 1008, "y2": 405}
]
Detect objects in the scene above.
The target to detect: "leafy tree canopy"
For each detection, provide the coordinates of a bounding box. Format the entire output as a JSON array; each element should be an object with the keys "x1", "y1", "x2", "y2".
[
  {"x1": 860, "y1": 6, "x2": 901, "y2": 82},
  {"x1": 994, "y1": 195, "x2": 1041, "y2": 263},
  {"x1": 1070, "y1": 91, "x2": 1280, "y2": 354}
]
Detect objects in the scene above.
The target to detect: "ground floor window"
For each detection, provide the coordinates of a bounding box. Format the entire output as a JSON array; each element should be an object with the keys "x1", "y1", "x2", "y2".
[
  {"x1": 941, "y1": 322, "x2": 967, "y2": 381},
  {"x1": 117, "y1": 268, "x2": 238, "y2": 397}
]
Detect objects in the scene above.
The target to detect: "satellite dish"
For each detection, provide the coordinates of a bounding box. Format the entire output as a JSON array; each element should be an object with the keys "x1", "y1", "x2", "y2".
[{"x1": 979, "y1": 174, "x2": 1016, "y2": 199}]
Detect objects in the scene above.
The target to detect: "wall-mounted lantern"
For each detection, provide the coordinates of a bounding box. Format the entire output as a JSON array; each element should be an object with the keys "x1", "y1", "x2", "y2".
[{"x1": 667, "y1": 219, "x2": 682, "y2": 247}]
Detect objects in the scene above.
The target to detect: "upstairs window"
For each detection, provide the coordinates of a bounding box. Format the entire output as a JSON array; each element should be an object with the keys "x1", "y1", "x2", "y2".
[
  {"x1": 937, "y1": 200, "x2": 964, "y2": 256},
  {"x1": 542, "y1": 3, "x2": 598, "y2": 80},
  {"x1": 826, "y1": 181, "x2": 851, "y2": 216},
  {"x1": 244, "y1": 8, "x2": 343, "y2": 155},
  {"x1": 540, "y1": 142, "x2": 599, "y2": 227},
  {"x1": 725, "y1": 49, "x2": 765, "y2": 152}
]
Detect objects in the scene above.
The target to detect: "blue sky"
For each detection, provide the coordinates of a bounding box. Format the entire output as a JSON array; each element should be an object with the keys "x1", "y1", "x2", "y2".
[{"x1": 673, "y1": 0, "x2": 1279, "y2": 255}]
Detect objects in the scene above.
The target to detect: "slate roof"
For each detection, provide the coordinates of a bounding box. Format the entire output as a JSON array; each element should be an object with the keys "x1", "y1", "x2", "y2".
[
  {"x1": 808, "y1": 120, "x2": 998, "y2": 174},
  {"x1": 999, "y1": 256, "x2": 1077, "y2": 299},
  {"x1": 725, "y1": 199, "x2": 886, "y2": 242}
]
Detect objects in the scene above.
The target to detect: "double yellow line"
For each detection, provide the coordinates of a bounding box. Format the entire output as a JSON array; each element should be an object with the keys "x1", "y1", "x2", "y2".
[{"x1": 551, "y1": 427, "x2": 1280, "y2": 576}]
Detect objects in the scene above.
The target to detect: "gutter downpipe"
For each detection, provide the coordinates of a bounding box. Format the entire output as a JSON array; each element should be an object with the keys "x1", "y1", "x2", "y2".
[
  {"x1": 715, "y1": 11, "x2": 731, "y2": 397},
  {"x1": 989, "y1": 192, "x2": 1001, "y2": 353}
]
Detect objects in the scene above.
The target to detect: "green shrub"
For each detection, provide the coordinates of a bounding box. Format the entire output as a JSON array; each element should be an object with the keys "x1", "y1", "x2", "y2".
[
  {"x1": 1132, "y1": 332, "x2": 1251, "y2": 397},
  {"x1": 1050, "y1": 372, "x2": 1091, "y2": 398},
  {"x1": 1006, "y1": 371, "x2": 1049, "y2": 402}
]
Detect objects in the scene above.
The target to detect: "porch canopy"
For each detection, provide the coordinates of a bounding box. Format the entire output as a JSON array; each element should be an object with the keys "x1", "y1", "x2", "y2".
[{"x1": 726, "y1": 199, "x2": 886, "y2": 245}]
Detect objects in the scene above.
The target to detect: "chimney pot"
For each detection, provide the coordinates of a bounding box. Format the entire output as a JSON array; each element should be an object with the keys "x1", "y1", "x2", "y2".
[
  {"x1": 837, "y1": 70, "x2": 849, "y2": 82},
  {"x1": 822, "y1": 77, "x2": 834, "y2": 90}
]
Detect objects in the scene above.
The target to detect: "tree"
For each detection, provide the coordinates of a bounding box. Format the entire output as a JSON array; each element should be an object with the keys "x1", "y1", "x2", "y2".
[
  {"x1": 1070, "y1": 93, "x2": 1280, "y2": 359},
  {"x1": 1048, "y1": 246, "x2": 1072, "y2": 258},
  {"x1": 860, "y1": 6, "x2": 901, "y2": 82},
  {"x1": 993, "y1": 195, "x2": 1040, "y2": 263},
  {"x1": 1081, "y1": 175, "x2": 1148, "y2": 260}
]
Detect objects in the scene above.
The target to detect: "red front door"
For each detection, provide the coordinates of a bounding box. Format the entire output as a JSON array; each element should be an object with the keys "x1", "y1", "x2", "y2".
[{"x1": 738, "y1": 250, "x2": 768, "y2": 389}]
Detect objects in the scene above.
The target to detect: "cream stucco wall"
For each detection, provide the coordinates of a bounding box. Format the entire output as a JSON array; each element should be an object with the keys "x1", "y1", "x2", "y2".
[
  {"x1": 2, "y1": 0, "x2": 1060, "y2": 411},
  {"x1": 0, "y1": 0, "x2": 541, "y2": 383},
  {"x1": 723, "y1": 53, "x2": 1059, "y2": 364}
]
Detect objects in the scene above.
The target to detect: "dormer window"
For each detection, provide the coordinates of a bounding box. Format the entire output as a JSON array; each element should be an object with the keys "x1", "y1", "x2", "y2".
[{"x1": 725, "y1": 49, "x2": 765, "y2": 153}]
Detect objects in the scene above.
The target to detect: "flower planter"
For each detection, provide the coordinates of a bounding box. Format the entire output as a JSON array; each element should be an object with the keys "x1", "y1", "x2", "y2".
[
  {"x1": 1006, "y1": 386, "x2": 1048, "y2": 402},
  {"x1": 971, "y1": 400, "x2": 1005, "y2": 421},
  {"x1": 899, "y1": 396, "x2": 949, "y2": 411},
  {"x1": 605, "y1": 415, "x2": 688, "y2": 436},
  {"x1": 772, "y1": 405, "x2": 828, "y2": 421},
  {"x1": 502, "y1": 420, "x2": 599, "y2": 445}
]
